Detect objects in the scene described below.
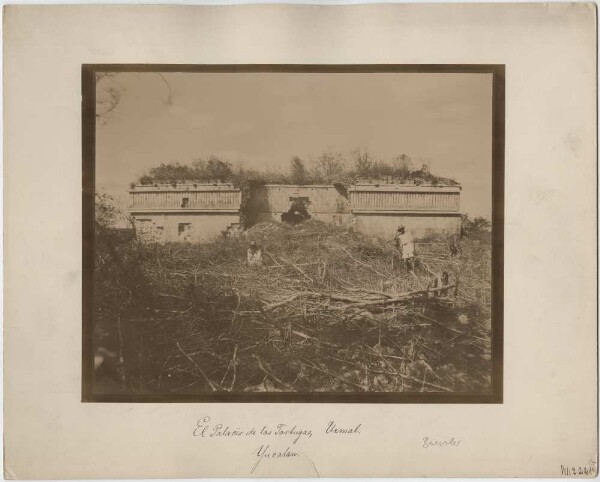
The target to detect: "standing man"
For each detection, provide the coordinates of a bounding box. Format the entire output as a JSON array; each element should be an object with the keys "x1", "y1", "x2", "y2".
[
  {"x1": 247, "y1": 240, "x2": 263, "y2": 266},
  {"x1": 395, "y1": 225, "x2": 415, "y2": 272}
]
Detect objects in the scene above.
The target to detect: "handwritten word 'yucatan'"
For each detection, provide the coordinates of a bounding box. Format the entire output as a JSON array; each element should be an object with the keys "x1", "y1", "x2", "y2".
[
  {"x1": 251, "y1": 444, "x2": 299, "y2": 474},
  {"x1": 422, "y1": 436, "x2": 461, "y2": 448}
]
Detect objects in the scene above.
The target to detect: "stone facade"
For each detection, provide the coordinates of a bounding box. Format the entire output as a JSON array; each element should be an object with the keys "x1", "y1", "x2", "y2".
[
  {"x1": 349, "y1": 183, "x2": 462, "y2": 239},
  {"x1": 129, "y1": 181, "x2": 461, "y2": 242},
  {"x1": 245, "y1": 184, "x2": 352, "y2": 227},
  {"x1": 129, "y1": 183, "x2": 242, "y2": 242}
]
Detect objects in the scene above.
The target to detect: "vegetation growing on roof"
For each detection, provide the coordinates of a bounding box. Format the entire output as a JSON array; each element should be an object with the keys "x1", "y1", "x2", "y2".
[{"x1": 133, "y1": 150, "x2": 460, "y2": 188}]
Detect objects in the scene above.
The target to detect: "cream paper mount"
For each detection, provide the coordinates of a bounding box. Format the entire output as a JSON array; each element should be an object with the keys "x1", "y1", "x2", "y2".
[{"x1": 4, "y1": 3, "x2": 597, "y2": 479}]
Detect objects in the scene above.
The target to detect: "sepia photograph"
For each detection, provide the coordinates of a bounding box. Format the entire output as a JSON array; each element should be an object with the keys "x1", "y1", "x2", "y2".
[
  {"x1": 83, "y1": 65, "x2": 504, "y2": 402},
  {"x1": 7, "y1": 3, "x2": 597, "y2": 477}
]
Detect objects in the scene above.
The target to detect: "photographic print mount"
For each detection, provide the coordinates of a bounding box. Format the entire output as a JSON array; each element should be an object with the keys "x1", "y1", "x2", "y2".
[{"x1": 82, "y1": 64, "x2": 504, "y2": 403}]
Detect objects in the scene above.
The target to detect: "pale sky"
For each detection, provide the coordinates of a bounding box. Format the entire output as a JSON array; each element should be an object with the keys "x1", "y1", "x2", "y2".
[{"x1": 96, "y1": 71, "x2": 493, "y2": 217}]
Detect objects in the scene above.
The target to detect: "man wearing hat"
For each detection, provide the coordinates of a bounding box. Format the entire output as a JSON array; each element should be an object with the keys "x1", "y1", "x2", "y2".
[
  {"x1": 394, "y1": 225, "x2": 415, "y2": 272},
  {"x1": 247, "y1": 240, "x2": 263, "y2": 266}
]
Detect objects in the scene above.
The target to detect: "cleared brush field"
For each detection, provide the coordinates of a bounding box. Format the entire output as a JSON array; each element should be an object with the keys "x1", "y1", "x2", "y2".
[{"x1": 93, "y1": 220, "x2": 492, "y2": 394}]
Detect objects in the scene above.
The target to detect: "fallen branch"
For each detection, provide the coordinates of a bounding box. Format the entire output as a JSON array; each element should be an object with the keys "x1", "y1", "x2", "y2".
[
  {"x1": 157, "y1": 292, "x2": 192, "y2": 301},
  {"x1": 229, "y1": 345, "x2": 238, "y2": 392},
  {"x1": 416, "y1": 312, "x2": 465, "y2": 335},
  {"x1": 348, "y1": 287, "x2": 395, "y2": 299},
  {"x1": 175, "y1": 341, "x2": 218, "y2": 391},
  {"x1": 395, "y1": 372, "x2": 453, "y2": 392},
  {"x1": 255, "y1": 356, "x2": 295, "y2": 391},
  {"x1": 347, "y1": 284, "x2": 457, "y2": 309},
  {"x1": 263, "y1": 291, "x2": 367, "y2": 311},
  {"x1": 263, "y1": 293, "x2": 306, "y2": 311},
  {"x1": 292, "y1": 330, "x2": 339, "y2": 348},
  {"x1": 341, "y1": 248, "x2": 387, "y2": 277},
  {"x1": 279, "y1": 256, "x2": 314, "y2": 283},
  {"x1": 302, "y1": 358, "x2": 368, "y2": 391}
]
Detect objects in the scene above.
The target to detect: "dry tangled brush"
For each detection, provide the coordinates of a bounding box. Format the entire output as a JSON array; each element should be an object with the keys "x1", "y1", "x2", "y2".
[{"x1": 93, "y1": 220, "x2": 492, "y2": 395}]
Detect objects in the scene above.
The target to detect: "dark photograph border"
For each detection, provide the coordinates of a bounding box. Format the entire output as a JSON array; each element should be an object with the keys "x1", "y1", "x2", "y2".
[{"x1": 82, "y1": 64, "x2": 504, "y2": 403}]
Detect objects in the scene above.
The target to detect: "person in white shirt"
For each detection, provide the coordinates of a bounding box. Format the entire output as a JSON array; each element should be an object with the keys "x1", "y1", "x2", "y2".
[
  {"x1": 394, "y1": 225, "x2": 415, "y2": 272},
  {"x1": 247, "y1": 240, "x2": 263, "y2": 266}
]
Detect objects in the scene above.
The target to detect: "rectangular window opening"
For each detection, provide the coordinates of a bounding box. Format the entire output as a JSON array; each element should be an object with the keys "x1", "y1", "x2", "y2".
[{"x1": 178, "y1": 223, "x2": 192, "y2": 239}]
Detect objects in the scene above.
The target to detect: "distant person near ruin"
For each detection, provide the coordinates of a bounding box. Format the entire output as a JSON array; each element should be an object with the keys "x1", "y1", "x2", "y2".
[
  {"x1": 395, "y1": 225, "x2": 415, "y2": 272},
  {"x1": 247, "y1": 240, "x2": 263, "y2": 266}
]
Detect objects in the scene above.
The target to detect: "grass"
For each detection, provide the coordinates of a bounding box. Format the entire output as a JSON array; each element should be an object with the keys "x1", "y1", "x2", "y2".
[{"x1": 93, "y1": 220, "x2": 492, "y2": 395}]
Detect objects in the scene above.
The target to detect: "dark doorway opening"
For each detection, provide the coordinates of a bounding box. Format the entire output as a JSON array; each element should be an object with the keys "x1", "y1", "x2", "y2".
[{"x1": 281, "y1": 197, "x2": 311, "y2": 224}]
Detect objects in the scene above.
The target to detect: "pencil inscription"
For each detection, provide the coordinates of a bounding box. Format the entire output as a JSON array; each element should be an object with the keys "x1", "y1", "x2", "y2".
[{"x1": 422, "y1": 436, "x2": 462, "y2": 448}]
